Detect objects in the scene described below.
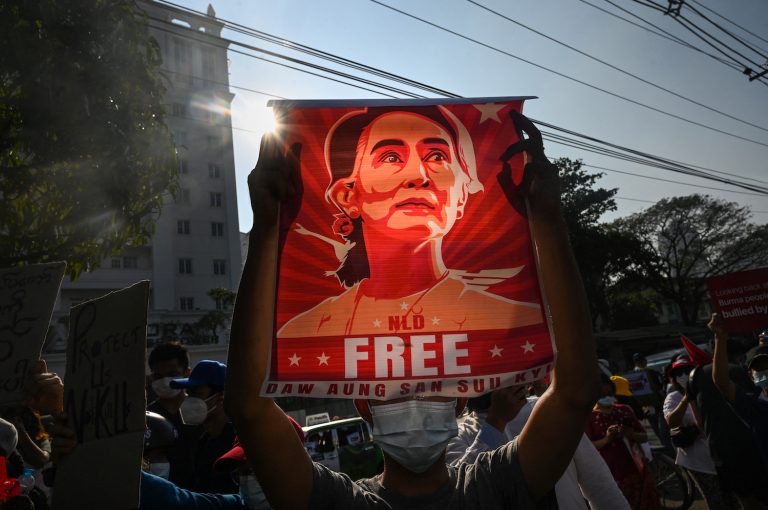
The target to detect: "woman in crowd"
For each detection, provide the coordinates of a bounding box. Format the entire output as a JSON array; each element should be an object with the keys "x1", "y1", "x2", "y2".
[
  {"x1": 586, "y1": 375, "x2": 659, "y2": 510},
  {"x1": 663, "y1": 358, "x2": 738, "y2": 509}
]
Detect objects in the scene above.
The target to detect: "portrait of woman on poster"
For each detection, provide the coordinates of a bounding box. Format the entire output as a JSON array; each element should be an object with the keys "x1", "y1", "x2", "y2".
[{"x1": 278, "y1": 106, "x2": 543, "y2": 338}]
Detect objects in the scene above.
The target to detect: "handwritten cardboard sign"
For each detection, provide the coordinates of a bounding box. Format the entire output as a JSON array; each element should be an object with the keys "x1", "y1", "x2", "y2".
[
  {"x1": 262, "y1": 97, "x2": 555, "y2": 400},
  {"x1": 0, "y1": 262, "x2": 66, "y2": 407},
  {"x1": 706, "y1": 267, "x2": 768, "y2": 332},
  {"x1": 53, "y1": 281, "x2": 149, "y2": 510}
]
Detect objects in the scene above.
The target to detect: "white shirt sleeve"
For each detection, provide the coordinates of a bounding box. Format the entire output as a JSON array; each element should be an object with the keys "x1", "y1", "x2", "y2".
[
  {"x1": 663, "y1": 390, "x2": 684, "y2": 422},
  {"x1": 573, "y1": 434, "x2": 631, "y2": 510}
]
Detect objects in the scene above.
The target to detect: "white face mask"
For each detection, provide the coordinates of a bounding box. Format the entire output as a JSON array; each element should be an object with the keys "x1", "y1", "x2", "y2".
[
  {"x1": 371, "y1": 399, "x2": 458, "y2": 474},
  {"x1": 598, "y1": 396, "x2": 617, "y2": 407},
  {"x1": 239, "y1": 474, "x2": 270, "y2": 509},
  {"x1": 151, "y1": 377, "x2": 182, "y2": 399},
  {"x1": 675, "y1": 374, "x2": 689, "y2": 389},
  {"x1": 149, "y1": 462, "x2": 171, "y2": 479},
  {"x1": 179, "y1": 394, "x2": 218, "y2": 426},
  {"x1": 753, "y1": 370, "x2": 768, "y2": 390}
]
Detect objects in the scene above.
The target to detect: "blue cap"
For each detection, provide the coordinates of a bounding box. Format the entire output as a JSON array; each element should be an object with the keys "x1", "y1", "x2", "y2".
[{"x1": 170, "y1": 360, "x2": 226, "y2": 389}]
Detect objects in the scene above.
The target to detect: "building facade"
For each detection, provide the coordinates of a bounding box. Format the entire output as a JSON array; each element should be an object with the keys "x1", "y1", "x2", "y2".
[{"x1": 45, "y1": 2, "x2": 241, "y2": 371}]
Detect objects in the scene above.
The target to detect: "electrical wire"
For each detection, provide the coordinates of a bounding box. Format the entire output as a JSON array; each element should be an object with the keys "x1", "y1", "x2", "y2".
[
  {"x1": 369, "y1": 0, "x2": 768, "y2": 147},
  {"x1": 687, "y1": 0, "x2": 768, "y2": 49},
  {"x1": 468, "y1": 0, "x2": 768, "y2": 134},
  {"x1": 683, "y1": 1, "x2": 768, "y2": 60},
  {"x1": 148, "y1": 10, "x2": 768, "y2": 197}
]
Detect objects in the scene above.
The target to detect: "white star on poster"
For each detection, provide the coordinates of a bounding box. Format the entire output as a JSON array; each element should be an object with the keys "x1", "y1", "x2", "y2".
[
  {"x1": 431, "y1": 316, "x2": 440, "y2": 325},
  {"x1": 317, "y1": 352, "x2": 330, "y2": 366},
  {"x1": 521, "y1": 341, "x2": 536, "y2": 354},
  {"x1": 400, "y1": 301, "x2": 409, "y2": 311},
  {"x1": 288, "y1": 353, "x2": 301, "y2": 366},
  {"x1": 373, "y1": 319, "x2": 382, "y2": 328},
  {"x1": 474, "y1": 103, "x2": 505, "y2": 124},
  {"x1": 489, "y1": 345, "x2": 503, "y2": 358}
]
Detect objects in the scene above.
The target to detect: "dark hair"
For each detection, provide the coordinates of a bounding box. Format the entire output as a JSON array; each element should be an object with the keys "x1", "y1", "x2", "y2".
[
  {"x1": 326, "y1": 106, "x2": 470, "y2": 288},
  {"x1": 148, "y1": 341, "x2": 189, "y2": 371}
]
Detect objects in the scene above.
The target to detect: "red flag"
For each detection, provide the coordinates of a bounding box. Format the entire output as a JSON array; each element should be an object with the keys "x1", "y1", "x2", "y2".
[{"x1": 680, "y1": 335, "x2": 712, "y2": 366}]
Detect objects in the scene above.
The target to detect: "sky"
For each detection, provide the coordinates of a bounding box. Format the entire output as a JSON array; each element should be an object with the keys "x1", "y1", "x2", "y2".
[{"x1": 172, "y1": 0, "x2": 768, "y2": 232}]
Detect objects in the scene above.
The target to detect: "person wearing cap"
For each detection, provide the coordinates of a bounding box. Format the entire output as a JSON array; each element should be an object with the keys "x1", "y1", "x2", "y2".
[
  {"x1": 610, "y1": 375, "x2": 644, "y2": 421},
  {"x1": 663, "y1": 357, "x2": 739, "y2": 509},
  {"x1": 225, "y1": 118, "x2": 601, "y2": 509},
  {"x1": 746, "y1": 344, "x2": 768, "y2": 401},
  {"x1": 214, "y1": 416, "x2": 305, "y2": 510},
  {"x1": 147, "y1": 342, "x2": 197, "y2": 487},
  {"x1": 171, "y1": 360, "x2": 237, "y2": 495}
]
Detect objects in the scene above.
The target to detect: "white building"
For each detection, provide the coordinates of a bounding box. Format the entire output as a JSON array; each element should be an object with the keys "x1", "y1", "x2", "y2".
[{"x1": 45, "y1": 2, "x2": 241, "y2": 372}]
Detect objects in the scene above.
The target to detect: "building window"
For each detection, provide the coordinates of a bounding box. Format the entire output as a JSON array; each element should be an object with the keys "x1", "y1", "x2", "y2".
[
  {"x1": 178, "y1": 158, "x2": 188, "y2": 174},
  {"x1": 202, "y1": 48, "x2": 215, "y2": 78},
  {"x1": 180, "y1": 297, "x2": 195, "y2": 310},
  {"x1": 208, "y1": 163, "x2": 221, "y2": 178},
  {"x1": 174, "y1": 131, "x2": 187, "y2": 147},
  {"x1": 172, "y1": 103, "x2": 187, "y2": 117},
  {"x1": 210, "y1": 192, "x2": 222, "y2": 207},
  {"x1": 211, "y1": 222, "x2": 224, "y2": 237},
  {"x1": 178, "y1": 258, "x2": 193, "y2": 274},
  {"x1": 213, "y1": 259, "x2": 226, "y2": 275},
  {"x1": 110, "y1": 258, "x2": 121, "y2": 269},
  {"x1": 177, "y1": 220, "x2": 190, "y2": 234},
  {"x1": 123, "y1": 256, "x2": 138, "y2": 269},
  {"x1": 206, "y1": 136, "x2": 218, "y2": 150},
  {"x1": 173, "y1": 38, "x2": 188, "y2": 69},
  {"x1": 179, "y1": 188, "x2": 191, "y2": 205}
]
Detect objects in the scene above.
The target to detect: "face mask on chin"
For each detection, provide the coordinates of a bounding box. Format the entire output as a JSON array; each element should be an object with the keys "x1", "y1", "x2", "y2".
[
  {"x1": 151, "y1": 377, "x2": 182, "y2": 399},
  {"x1": 149, "y1": 462, "x2": 171, "y2": 479},
  {"x1": 179, "y1": 393, "x2": 219, "y2": 426},
  {"x1": 239, "y1": 474, "x2": 270, "y2": 509},
  {"x1": 370, "y1": 399, "x2": 458, "y2": 474},
  {"x1": 675, "y1": 374, "x2": 689, "y2": 389}
]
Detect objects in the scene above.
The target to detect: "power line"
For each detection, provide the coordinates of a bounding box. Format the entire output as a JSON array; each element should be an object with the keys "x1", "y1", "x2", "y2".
[
  {"x1": 468, "y1": 0, "x2": 768, "y2": 134},
  {"x1": 684, "y1": 1, "x2": 768, "y2": 61},
  {"x1": 148, "y1": 9, "x2": 768, "y2": 197},
  {"x1": 577, "y1": 0, "x2": 743, "y2": 72},
  {"x1": 629, "y1": 0, "x2": 768, "y2": 83},
  {"x1": 369, "y1": 0, "x2": 768, "y2": 147},
  {"x1": 687, "y1": 0, "x2": 768, "y2": 49}
]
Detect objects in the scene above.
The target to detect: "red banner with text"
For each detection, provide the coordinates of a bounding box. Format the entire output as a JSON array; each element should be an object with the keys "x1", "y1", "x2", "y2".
[
  {"x1": 706, "y1": 267, "x2": 768, "y2": 332},
  {"x1": 262, "y1": 97, "x2": 555, "y2": 400}
]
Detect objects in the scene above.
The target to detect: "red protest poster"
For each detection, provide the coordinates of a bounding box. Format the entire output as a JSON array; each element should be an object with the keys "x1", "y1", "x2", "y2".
[
  {"x1": 706, "y1": 267, "x2": 768, "y2": 332},
  {"x1": 262, "y1": 97, "x2": 554, "y2": 400}
]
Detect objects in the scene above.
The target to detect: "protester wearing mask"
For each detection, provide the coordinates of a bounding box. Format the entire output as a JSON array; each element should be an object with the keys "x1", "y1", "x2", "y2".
[
  {"x1": 746, "y1": 345, "x2": 768, "y2": 401},
  {"x1": 147, "y1": 342, "x2": 198, "y2": 488},
  {"x1": 225, "y1": 115, "x2": 602, "y2": 509},
  {"x1": 447, "y1": 386, "x2": 630, "y2": 510},
  {"x1": 171, "y1": 360, "x2": 237, "y2": 494},
  {"x1": 662, "y1": 358, "x2": 738, "y2": 509},
  {"x1": 50, "y1": 411, "x2": 246, "y2": 509},
  {"x1": 214, "y1": 416, "x2": 305, "y2": 510},
  {"x1": 586, "y1": 375, "x2": 659, "y2": 510},
  {"x1": 704, "y1": 313, "x2": 768, "y2": 508}
]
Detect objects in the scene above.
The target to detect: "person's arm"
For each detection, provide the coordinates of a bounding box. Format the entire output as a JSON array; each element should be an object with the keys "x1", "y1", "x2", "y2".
[
  {"x1": 573, "y1": 435, "x2": 631, "y2": 510},
  {"x1": 708, "y1": 313, "x2": 735, "y2": 401},
  {"x1": 663, "y1": 392, "x2": 688, "y2": 428},
  {"x1": 509, "y1": 113, "x2": 601, "y2": 500},
  {"x1": 13, "y1": 420, "x2": 49, "y2": 468},
  {"x1": 224, "y1": 135, "x2": 314, "y2": 510},
  {"x1": 591, "y1": 425, "x2": 618, "y2": 450}
]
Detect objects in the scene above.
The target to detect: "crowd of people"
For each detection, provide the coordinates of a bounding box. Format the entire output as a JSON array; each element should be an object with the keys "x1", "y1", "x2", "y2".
[{"x1": 2, "y1": 114, "x2": 768, "y2": 510}]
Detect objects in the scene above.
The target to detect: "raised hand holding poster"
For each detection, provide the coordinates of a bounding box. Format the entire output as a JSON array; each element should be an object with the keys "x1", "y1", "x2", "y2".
[
  {"x1": 53, "y1": 281, "x2": 149, "y2": 510},
  {"x1": 0, "y1": 262, "x2": 66, "y2": 407},
  {"x1": 262, "y1": 98, "x2": 555, "y2": 400}
]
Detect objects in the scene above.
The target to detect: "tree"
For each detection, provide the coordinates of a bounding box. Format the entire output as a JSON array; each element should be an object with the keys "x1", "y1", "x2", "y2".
[
  {"x1": 554, "y1": 158, "x2": 640, "y2": 328},
  {"x1": 194, "y1": 288, "x2": 237, "y2": 343},
  {"x1": 0, "y1": 0, "x2": 177, "y2": 279},
  {"x1": 612, "y1": 194, "x2": 768, "y2": 326}
]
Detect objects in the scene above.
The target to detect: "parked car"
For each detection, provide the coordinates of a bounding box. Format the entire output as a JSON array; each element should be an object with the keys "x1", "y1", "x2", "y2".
[{"x1": 303, "y1": 416, "x2": 383, "y2": 480}]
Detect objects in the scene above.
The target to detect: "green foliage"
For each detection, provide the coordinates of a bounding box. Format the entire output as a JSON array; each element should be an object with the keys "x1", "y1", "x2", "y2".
[
  {"x1": 612, "y1": 194, "x2": 768, "y2": 326},
  {"x1": 194, "y1": 288, "x2": 237, "y2": 342},
  {"x1": 554, "y1": 158, "x2": 639, "y2": 328},
  {"x1": 0, "y1": 0, "x2": 177, "y2": 279}
]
